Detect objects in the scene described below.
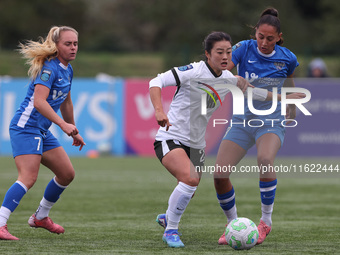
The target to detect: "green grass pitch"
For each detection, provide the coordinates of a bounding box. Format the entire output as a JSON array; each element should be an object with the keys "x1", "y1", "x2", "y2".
[{"x1": 0, "y1": 156, "x2": 339, "y2": 254}]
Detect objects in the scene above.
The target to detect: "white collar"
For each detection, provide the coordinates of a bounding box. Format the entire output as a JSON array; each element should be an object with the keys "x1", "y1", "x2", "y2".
[
  {"x1": 59, "y1": 62, "x2": 68, "y2": 70},
  {"x1": 257, "y1": 47, "x2": 276, "y2": 58}
]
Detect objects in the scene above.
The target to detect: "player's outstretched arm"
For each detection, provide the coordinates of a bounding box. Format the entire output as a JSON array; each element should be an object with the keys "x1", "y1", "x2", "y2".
[
  {"x1": 267, "y1": 91, "x2": 306, "y2": 101},
  {"x1": 245, "y1": 87, "x2": 305, "y2": 102}
]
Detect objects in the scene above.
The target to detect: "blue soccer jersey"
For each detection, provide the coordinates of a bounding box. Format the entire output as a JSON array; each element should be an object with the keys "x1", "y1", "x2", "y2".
[
  {"x1": 11, "y1": 58, "x2": 73, "y2": 132},
  {"x1": 232, "y1": 39, "x2": 299, "y2": 121}
]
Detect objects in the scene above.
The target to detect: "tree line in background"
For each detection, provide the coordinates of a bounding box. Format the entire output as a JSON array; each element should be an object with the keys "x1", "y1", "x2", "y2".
[{"x1": 0, "y1": 0, "x2": 339, "y2": 68}]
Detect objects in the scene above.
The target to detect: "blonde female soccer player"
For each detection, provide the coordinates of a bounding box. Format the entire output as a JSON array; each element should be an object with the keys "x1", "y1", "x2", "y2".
[{"x1": 0, "y1": 26, "x2": 85, "y2": 240}]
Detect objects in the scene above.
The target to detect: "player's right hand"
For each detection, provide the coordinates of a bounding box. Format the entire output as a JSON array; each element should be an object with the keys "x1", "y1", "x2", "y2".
[
  {"x1": 155, "y1": 111, "x2": 172, "y2": 131},
  {"x1": 60, "y1": 122, "x2": 79, "y2": 136}
]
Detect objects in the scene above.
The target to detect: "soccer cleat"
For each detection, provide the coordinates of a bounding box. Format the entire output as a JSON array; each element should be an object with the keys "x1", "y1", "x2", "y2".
[
  {"x1": 218, "y1": 224, "x2": 228, "y2": 245},
  {"x1": 0, "y1": 225, "x2": 19, "y2": 240},
  {"x1": 256, "y1": 220, "x2": 271, "y2": 244},
  {"x1": 28, "y1": 214, "x2": 64, "y2": 234},
  {"x1": 156, "y1": 214, "x2": 167, "y2": 229},
  {"x1": 162, "y1": 229, "x2": 184, "y2": 248}
]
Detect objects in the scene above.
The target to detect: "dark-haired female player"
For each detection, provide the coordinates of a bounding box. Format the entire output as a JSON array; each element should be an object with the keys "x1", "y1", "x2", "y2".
[
  {"x1": 150, "y1": 30, "x2": 302, "y2": 248},
  {"x1": 214, "y1": 8, "x2": 299, "y2": 245}
]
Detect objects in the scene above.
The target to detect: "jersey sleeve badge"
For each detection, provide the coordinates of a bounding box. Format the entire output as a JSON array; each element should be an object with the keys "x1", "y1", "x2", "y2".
[
  {"x1": 40, "y1": 69, "x2": 52, "y2": 82},
  {"x1": 178, "y1": 64, "x2": 193, "y2": 71},
  {"x1": 232, "y1": 42, "x2": 242, "y2": 52}
]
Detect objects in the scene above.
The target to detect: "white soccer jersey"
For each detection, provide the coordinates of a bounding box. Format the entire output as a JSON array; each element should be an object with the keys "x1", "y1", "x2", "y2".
[{"x1": 150, "y1": 60, "x2": 237, "y2": 149}]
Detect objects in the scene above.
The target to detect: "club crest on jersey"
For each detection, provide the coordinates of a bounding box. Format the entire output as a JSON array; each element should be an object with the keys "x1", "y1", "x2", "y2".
[
  {"x1": 274, "y1": 62, "x2": 285, "y2": 71},
  {"x1": 40, "y1": 69, "x2": 52, "y2": 82},
  {"x1": 178, "y1": 64, "x2": 193, "y2": 71}
]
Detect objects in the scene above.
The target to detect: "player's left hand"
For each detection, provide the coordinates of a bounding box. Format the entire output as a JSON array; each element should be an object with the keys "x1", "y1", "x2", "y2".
[
  {"x1": 71, "y1": 134, "x2": 86, "y2": 151},
  {"x1": 286, "y1": 92, "x2": 306, "y2": 99}
]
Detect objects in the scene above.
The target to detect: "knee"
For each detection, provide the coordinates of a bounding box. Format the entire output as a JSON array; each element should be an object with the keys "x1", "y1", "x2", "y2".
[
  {"x1": 214, "y1": 177, "x2": 229, "y2": 188},
  {"x1": 25, "y1": 176, "x2": 38, "y2": 190},
  {"x1": 65, "y1": 169, "x2": 75, "y2": 184},
  {"x1": 57, "y1": 169, "x2": 75, "y2": 186},
  {"x1": 18, "y1": 175, "x2": 38, "y2": 190},
  {"x1": 213, "y1": 169, "x2": 231, "y2": 180},
  {"x1": 187, "y1": 179, "x2": 200, "y2": 187},
  {"x1": 181, "y1": 177, "x2": 200, "y2": 187},
  {"x1": 67, "y1": 170, "x2": 75, "y2": 183},
  {"x1": 257, "y1": 154, "x2": 273, "y2": 167}
]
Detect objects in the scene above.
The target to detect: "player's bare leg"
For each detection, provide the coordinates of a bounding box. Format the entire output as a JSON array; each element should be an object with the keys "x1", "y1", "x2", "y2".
[
  {"x1": 29, "y1": 147, "x2": 74, "y2": 234},
  {"x1": 0, "y1": 155, "x2": 41, "y2": 240},
  {"x1": 214, "y1": 140, "x2": 247, "y2": 244},
  {"x1": 158, "y1": 149, "x2": 200, "y2": 247}
]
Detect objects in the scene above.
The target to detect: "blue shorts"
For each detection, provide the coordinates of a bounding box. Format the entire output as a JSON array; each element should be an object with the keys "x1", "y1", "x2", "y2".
[
  {"x1": 222, "y1": 123, "x2": 285, "y2": 151},
  {"x1": 9, "y1": 126, "x2": 61, "y2": 158}
]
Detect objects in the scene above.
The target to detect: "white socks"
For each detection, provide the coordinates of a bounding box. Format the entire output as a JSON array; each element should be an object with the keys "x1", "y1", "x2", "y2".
[
  {"x1": 35, "y1": 197, "x2": 55, "y2": 220},
  {"x1": 261, "y1": 203, "x2": 274, "y2": 226},
  {"x1": 166, "y1": 182, "x2": 197, "y2": 230},
  {"x1": 0, "y1": 206, "x2": 11, "y2": 227}
]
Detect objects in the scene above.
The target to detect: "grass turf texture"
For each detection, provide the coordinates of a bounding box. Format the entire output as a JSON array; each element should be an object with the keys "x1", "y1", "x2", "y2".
[{"x1": 0, "y1": 156, "x2": 339, "y2": 254}]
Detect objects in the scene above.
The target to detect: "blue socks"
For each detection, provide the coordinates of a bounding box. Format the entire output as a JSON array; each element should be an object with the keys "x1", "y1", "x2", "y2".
[
  {"x1": 1, "y1": 181, "x2": 28, "y2": 212},
  {"x1": 216, "y1": 180, "x2": 277, "y2": 227},
  {"x1": 217, "y1": 186, "x2": 237, "y2": 223},
  {"x1": 35, "y1": 177, "x2": 67, "y2": 219},
  {"x1": 259, "y1": 179, "x2": 277, "y2": 226},
  {"x1": 43, "y1": 177, "x2": 67, "y2": 203},
  {"x1": 0, "y1": 181, "x2": 28, "y2": 227},
  {"x1": 260, "y1": 179, "x2": 277, "y2": 205},
  {"x1": 0, "y1": 177, "x2": 68, "y2": 225}
]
